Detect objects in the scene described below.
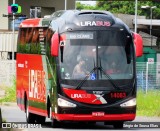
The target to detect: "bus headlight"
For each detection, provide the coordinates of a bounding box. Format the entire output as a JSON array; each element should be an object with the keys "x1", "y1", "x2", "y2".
[
  {"x1": 120, "y1": 98, "x2": 136, "y2": 107},
  {"x1": 58, "y1": 98, "x2": 77, "y2": 108}
]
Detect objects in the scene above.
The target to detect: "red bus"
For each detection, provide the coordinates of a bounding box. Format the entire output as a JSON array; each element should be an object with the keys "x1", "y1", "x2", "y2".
[{"x1": 16, "y1": 10, "x2": 143, "y2": 128}]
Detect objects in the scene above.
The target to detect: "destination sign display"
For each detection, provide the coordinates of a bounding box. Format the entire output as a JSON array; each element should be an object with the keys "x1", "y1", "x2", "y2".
[{"x1": 68, "y1": 32, "x2": 93, "y2": 39}]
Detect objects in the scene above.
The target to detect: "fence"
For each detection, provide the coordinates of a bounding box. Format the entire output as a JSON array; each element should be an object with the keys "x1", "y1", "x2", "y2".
[
  {"x1": 136, "y1": 62, "x2": 160, "y2": 93},
  {"x1": 0, "y1": 60, "x2": 15, "y2": 87},
  {"x1": 0, "y1": 31, "x2": 18, "y2": 52}
]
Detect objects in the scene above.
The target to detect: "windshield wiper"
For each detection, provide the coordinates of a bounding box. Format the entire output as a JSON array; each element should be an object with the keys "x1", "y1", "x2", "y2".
[
  {"x1": 99, "y1": 58, "x2": 120, "y2": 90},
  {"x1": 99, "y1": 57, "x2": 102, "y2": 78},
  {"x1": 99, "y1": 67, "x2": 120, "y2": 90},
  {"x1": 75, "y1": 58, "x2": 120, "y2": 90},
  {"x1": 75, "y1": 65, "x2": 120, "y2": 90},
  {"x1": 75, "y1": 66, "x2": 99, "y2": 90}
]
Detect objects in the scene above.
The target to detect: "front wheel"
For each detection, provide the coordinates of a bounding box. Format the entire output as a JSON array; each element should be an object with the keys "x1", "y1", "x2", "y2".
[
  {"x1": 113, "y1": 122, "x2": 124, "y2": 129},
  {"x1": 36, "y1": 115, "x2": 46, "y2": 124},
  {"x1": 51, "y1": 118, "x2": 61, "y2": 128},
  {"x1": 26, "y1": 100, "x2": 36, "y2": 123}
]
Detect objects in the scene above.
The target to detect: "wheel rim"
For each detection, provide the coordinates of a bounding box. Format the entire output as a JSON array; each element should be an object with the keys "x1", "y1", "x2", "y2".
[
  {"x1": 50, "y1": 107, "x2": 52, "y2": 118},
  {"x1": 26, "y1": 103, "x2": 29, "y2": 119}
]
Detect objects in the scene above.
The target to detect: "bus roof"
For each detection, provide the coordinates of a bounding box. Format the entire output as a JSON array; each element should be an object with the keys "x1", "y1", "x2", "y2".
[
  {"x1": 19, "y1": 10, "x2": 130, "y2": 34},
  {"x1": 50, "y1": 10, "x2": 130, "y2": 34},
  {"x1": 20, "y1": 18, "x2": 51, "y2": 28}
]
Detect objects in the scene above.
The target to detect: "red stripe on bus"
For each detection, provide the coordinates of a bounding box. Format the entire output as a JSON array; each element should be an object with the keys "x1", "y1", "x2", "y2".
[
  {"x1": 20, "y1": 18, "x2": 41, "y2": 27},
  {"x1": 63, "y1": 88, "x2": 102, "y2": 104},
  {"x1": 28, "y1": 106, "x2": 47, "y2": 117},
  {"x1": 17, "y1": 104, "x2": 48, "y2": 117}
]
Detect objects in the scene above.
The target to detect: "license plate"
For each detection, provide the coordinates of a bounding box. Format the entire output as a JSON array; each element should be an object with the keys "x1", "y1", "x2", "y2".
[{"x1": 92, "y1": 112, "x2": 105, "y2": 116}]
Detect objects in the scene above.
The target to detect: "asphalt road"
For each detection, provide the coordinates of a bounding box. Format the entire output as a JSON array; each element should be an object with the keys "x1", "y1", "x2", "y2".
[{"x1": 1, "y1": 105, "x2": 160, "y2": 131}]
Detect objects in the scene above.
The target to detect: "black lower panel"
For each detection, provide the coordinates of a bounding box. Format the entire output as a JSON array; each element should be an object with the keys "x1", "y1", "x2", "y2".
[{"x1": 58, "y1": 106, "x2": 136, "y2": 114}]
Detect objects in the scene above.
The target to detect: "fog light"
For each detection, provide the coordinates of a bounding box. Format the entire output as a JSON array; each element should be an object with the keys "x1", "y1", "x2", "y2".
[
  {"x1": 58, "y1": 98, "x2": 76, "y2": 107},
  {"x1": 120, "y1": 98, "x2": 136, "y2": 107}
]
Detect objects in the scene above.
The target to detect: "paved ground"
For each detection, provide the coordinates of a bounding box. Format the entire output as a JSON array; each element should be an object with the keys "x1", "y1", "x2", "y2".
[
  {"x1": 0, "y1": 89, "x2": 5, "y2": 98},
  {"x1": 1, "y1": 105, "x2": 160, "y2": 131}
]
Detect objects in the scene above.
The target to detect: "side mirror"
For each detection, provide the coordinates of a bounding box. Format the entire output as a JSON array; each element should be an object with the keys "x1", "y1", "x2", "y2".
[
  {"x1": 133, "y1": 33, "x2": 143, "y2": 57},
  {"x1": 51, "y1": 33, "x2": 59, "y2": 57}
]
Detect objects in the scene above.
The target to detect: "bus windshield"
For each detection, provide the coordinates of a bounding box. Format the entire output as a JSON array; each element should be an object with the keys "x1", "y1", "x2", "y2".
[{"x1": 59, "y1": 30, "x2": 133, "y2": 81}]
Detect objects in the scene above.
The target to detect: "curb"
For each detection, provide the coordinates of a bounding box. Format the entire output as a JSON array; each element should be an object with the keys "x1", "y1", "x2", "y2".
[
  {"x1": 0, "y1": 108, "x2": 2, "y2": 128},
  {"x1": 0, "y1": 102, "x2": 17, "y2": 106}
]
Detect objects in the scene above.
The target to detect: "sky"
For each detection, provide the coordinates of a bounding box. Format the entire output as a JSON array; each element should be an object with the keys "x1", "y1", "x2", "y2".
[{"x1": 76, "y1": 1, "x2": 96, "y2": 6}]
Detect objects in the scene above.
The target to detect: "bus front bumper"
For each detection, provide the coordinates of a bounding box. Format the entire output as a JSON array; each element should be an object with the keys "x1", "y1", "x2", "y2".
[{"x1": 54, "y1": 113, "x2": 136, "y2": 121}]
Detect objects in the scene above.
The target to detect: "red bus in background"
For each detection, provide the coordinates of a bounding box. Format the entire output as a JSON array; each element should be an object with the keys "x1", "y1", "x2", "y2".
[{"x1": 16, "y1": 10, "x2": 143, "y2": 128}]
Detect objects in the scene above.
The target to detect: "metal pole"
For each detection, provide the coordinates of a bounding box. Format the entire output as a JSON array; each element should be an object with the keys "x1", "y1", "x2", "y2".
[
  {"x1": 12, "y1": 0, "x2": 15, "y2": 60},
  {"x1": 150, "y1": 7, "x2": 152, "y2": 48},
  {"x1": 65, "y1": 0, "x2": 67, "y2": 10},
  {"x1": 0, "y1": 108, "x2": 2, "y2": 128},
  {"x1": 134, "y1": 0, "x2": 138, "y2": 33},
  {"x1": 12, "y1": 0, "x2": 15, "y2": 76},
  {"x1": 12, "y1": 16, "x2": 15, "y2": 59},
  {"x1": 35, "y1": 7, "x2": 37, "y2": 18},
  {"x1": 146, "y1": 62, "x2": 148, "y2": 94},
  {"x1": 142, "y1": 71, "x2": 144, "y2": 91}
]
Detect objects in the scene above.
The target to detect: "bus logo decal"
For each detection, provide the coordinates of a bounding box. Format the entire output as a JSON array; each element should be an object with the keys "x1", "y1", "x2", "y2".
[
  {"x1": 92, "y1": 94, "x2": 107, "y2": 104},
  {"x1": 71, "y1": 94, "x2": 91, "y2": 99},
  {"x1": 18, "y1": 63, "x2": 24, "y2": 68},
  {"x1": 29, "y1": 69, "x2": 46, "y2": 100},
  {"x1": 93, "y1": 91, "x2": 103, "y2": 95},
  {"x1": 80, "y1": 21, "x2": 111, "y2": 27}
]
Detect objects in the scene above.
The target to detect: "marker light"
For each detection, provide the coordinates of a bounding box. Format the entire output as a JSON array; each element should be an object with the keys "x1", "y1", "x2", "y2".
[
  {"x1": 58, "y1": 98, "x2": 76, "y2": 107},
  {"x1": 120, "y1": 98, "x2": 136, "y2": 107}
]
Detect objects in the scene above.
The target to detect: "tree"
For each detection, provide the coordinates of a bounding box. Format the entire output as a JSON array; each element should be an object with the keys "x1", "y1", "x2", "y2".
[
  {"x1": 76, "y1": 1, "x2": 160, "y2": 19},
  {"x1": 76, "y1": 2, "x2": 85, "y2": 10}
]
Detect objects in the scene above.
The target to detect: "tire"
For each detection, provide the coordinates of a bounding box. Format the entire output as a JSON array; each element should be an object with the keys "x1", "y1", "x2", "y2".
[
  {"x1": 88, "y1": 121, "x2": 96, "y2": 125},
  {"x1": 49, "y1": 107, "x2": 52, "y2": 118},
  {"x1": 113, "y1": 122, "x2": 124, "y2": 129},
  {"x1": 26, "y1": 100, "x2": 36, "y2": 123},
  {"x1": 36, "y1": 115, "x2": 46, "y2": 124},
  {"x1": 51, "y1": 118, "x2": 61, "y2": 128}
]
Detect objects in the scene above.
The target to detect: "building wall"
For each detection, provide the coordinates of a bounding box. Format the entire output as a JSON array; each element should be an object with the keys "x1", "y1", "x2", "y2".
[
  {"x1": 9, "y1": 0, "x2": 75, "y2": 18},
  {"x1": 0, "y1": 0, "x2": 75, "y2": 30},
  {"x1": 54, "y1": 0, "x2": 75, "y2": 11},
  {"x1": 0, "y1": 0, "x2": 9, "y2": 30},
  {"x1": 114, "y1": 13, "x2": 146, "y2": 30}
]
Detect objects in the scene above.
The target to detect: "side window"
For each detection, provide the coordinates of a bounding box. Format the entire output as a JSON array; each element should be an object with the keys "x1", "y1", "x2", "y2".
[
  {"x1": 45, "y1": 28, "x2": 54, "y2": 57},
  {"x1": 17, "y1": 28, "x2": 40, "y2": 54},
  {"x1": 125, "y1": 37, "x2": 133, "y2": 64},
  {"x1": 17, "y1": 27, "x2": 53, "y2": 54}
]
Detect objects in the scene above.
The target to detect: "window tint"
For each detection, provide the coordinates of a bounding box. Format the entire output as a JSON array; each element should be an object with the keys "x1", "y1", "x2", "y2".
[{"x1": 17, "y1": 27, "x2": 53, "y2": 54}]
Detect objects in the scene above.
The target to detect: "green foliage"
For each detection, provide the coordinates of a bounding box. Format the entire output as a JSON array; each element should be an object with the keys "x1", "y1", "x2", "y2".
[
  {"x1": 18, "y1": 43, "x2": 42, "y2": 54},
  {"x1": 137, "y1": 90, "x2": 160, "y2": 117},
  {"x1": 0, "y1": 79, "x2": 16, "y2": 103},
  {"x1": 76, "y1": 2, "x2": 85, "y2": 10},
  {"x1": 2, "y1": 118, "x2": 6, "y2": 123},
  {"x1": 76, "y1": 2, "x2": 97, "y2": 10},
  {"x1": 76, "y1": 1, "x2": 160, "y2": 19}
]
